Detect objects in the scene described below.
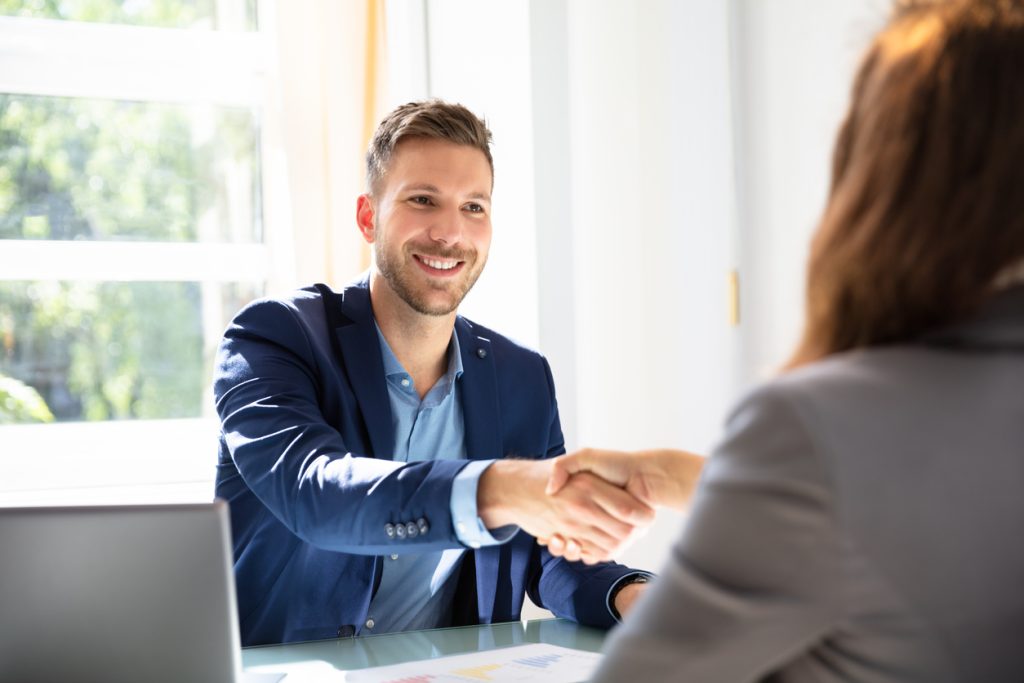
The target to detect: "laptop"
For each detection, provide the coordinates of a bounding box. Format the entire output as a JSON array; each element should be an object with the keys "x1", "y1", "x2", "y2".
[{"x1": 0, "y1": 500, "x2": 273, "y2": 683}]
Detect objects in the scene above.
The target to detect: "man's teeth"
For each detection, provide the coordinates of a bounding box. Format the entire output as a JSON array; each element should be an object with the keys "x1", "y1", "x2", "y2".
[{"x1": 422, "y1": 257, "x2": 458, "y2": 270}]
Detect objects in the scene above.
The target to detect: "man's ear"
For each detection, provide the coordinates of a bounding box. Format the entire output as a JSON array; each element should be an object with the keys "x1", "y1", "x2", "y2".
[{"x1": 356, "y1": 194, "x2": 376, "y2": 243}]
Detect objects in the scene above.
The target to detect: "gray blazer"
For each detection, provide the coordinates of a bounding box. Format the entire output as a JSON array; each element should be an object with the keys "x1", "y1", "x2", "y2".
[{"x1": 594, "y1": 286, "x2": 1024, "y2": 682}]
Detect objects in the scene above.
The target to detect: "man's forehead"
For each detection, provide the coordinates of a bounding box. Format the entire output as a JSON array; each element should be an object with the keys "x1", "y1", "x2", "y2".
[{"x1": 383, "y1": 140, "x2": 494, "y2": 196}]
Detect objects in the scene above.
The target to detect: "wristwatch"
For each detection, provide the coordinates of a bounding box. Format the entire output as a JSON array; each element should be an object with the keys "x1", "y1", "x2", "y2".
[{"x1": 608, "y1": 573, "x2": 652, "y2": 620}]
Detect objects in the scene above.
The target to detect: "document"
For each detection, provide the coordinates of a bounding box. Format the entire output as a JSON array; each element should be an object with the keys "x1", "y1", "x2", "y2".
[{"x1": 343, "y1": 643, "x2": 602, "y2": 683}]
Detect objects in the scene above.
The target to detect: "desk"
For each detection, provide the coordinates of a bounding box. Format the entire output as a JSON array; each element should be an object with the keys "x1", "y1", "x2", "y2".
[{"x1": 242, "y1": 618, "x2": 606, "y2": 676}]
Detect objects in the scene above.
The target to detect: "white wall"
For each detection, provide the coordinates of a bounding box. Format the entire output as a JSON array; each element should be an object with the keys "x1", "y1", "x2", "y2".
[
  {"x1": 548, "y1": 0, "x2": 741, "y2": 577},
  {"x1": 732, "y1": 0, "x2": 887, "y2": 381},
  {"x1": 397, "y1": 0, "x2": 542, "y2": 349},
  {"x1": 388, "y1": 0, "x2": 892, "y2": 615}
]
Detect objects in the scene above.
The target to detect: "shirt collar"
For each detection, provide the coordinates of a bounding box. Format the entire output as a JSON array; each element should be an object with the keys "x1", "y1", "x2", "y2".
[
  {"x1": 923, "y1": 284, "x2": 1024, "y2": 351},
  {"x1": 374, "y1": 323, "x2": 464, "y2": 389}
]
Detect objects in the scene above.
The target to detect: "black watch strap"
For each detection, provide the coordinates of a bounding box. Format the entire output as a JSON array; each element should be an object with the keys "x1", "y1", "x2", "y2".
[{"x1": 609, "y1": 573, "x2": 653, "y2": 620}]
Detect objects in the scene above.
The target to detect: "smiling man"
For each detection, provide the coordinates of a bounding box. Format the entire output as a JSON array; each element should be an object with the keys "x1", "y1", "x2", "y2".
[{"x1": 213, "y1": 100, "x2": 653, "y2": 646}]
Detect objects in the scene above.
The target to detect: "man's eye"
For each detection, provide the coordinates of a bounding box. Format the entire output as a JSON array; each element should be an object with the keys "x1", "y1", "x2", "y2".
[
  {"x1": 465, "y1": 203, "x2": 484, "y2": 213},
  {"x1": 410, "y1": 196, "x2": 432, "y2": 205}
]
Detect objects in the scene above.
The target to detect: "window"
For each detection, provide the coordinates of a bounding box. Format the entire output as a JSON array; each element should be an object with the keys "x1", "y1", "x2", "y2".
[{"x1": 0, "y1": 0, "x2": 271, "y2": 505}]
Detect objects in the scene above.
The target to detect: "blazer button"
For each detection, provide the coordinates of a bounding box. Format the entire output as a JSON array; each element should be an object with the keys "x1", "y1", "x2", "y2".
[
  {"x1": 406, "y1": 521, "x2": 418, "y2": 538},
  {"x1": 395, "y1": 524, "x2": 407, "y2": 539},
  {"x1": 417, "y1": 518, "x2": 429, "y2": 535},
  {"x1": 476, "y1": 348, "x2": 488, "y2": 359},
  {"x1": 384, "y1": 523, "x2": 395, "y2": 539}
]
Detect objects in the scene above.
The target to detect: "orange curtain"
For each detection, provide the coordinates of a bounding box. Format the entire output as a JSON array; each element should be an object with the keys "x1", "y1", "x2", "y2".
[{"x1": 358, "y1": 0, "x2": 387, "y2": 272}]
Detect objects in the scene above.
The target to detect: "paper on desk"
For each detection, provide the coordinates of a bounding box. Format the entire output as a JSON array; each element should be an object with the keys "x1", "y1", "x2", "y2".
[
  {"x1": 343, "y1": 643, "x2": 601, "y2": 683},
  {"x1": 240, "y1": 672, "x2": 288, "y2": 683}
]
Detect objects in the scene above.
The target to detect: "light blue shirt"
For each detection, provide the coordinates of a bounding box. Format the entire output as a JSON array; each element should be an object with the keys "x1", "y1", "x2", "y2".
[{"x1": 363, "y1": 324, "x2": 514, "y2": 634}]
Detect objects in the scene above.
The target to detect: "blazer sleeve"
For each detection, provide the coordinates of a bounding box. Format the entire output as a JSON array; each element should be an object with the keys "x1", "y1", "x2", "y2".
[
  {"x1": 591, "y1": 384, "x2": 844, "y2": 681},
  {"x1": 214, "y1": 297, "x2": 470, "y2": 555}
]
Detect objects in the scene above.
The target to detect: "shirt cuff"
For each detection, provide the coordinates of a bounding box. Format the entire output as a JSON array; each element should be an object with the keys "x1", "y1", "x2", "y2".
[
  {"x1": 450, "y1": 459, "x2": 519, "y2": 549},
  {"x1": 606, "y1": 571, "x2": 655, "y2": 622}
]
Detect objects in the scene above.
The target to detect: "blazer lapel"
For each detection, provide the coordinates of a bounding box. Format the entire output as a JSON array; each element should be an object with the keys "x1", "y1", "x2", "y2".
[
  {"x1": 457, "y1": 318, "x2": 502, "y2": 461},
  {"x1": 456, "y1": 317, "x2": 504, "y2": 623},
  {"x1": 319, "y1": 279, "x2": 394, "y2": 460}
]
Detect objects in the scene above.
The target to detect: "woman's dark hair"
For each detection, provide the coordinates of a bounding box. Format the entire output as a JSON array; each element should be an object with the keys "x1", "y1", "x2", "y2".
[{"x1": 789, "y1": 0, "x2": 1024, "y2": 367}]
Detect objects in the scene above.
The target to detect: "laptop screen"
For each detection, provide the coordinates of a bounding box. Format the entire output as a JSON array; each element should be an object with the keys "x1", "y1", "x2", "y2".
[{"x1": 0, "y1": 501, "x2": 243, "y2": 683}]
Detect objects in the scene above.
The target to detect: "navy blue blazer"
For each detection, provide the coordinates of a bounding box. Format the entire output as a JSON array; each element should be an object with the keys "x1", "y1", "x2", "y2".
[{"x1": 214, "y1": 276, "x2": 636, "y2": 645}]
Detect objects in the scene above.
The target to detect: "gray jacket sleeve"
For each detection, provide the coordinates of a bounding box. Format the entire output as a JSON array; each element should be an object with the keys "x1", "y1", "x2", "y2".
[{"x1": 592, "y1": 385, "x2": 843, "y2": 682}]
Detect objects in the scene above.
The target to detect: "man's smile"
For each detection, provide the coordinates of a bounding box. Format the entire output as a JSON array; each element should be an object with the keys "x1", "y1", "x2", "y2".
[{"x1": 413, "y1": 253, "x2": 467, "y2": 277}]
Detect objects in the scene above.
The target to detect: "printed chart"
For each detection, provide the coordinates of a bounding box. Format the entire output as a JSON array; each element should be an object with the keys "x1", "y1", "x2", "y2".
[{"x1": 343, "y1": 643, "x2": 601, "y2": 683}]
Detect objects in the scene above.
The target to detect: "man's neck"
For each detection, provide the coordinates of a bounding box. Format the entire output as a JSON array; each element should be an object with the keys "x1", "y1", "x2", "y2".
[{"x1": 370, "y1": 274, "x2": 457, "y2": 400}]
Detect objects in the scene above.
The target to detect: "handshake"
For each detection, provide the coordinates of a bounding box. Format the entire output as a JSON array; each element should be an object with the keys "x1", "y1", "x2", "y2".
[{"x1": 477, "y1": 448, "x2": 704, "y2": 565}]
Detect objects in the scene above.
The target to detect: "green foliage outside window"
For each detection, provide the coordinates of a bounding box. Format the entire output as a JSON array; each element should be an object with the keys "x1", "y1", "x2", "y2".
[
  {"x1": 0, "y1": 0, "x2": 263, "y2": 424},
  {"x1": 0, "y1": 94, "x2": 260, "y2": 423},
  {"x1": 0, "y1": 95, "x2": 258, "y2": 243},
  {"x1": 0, "y1": 373, "x2": 54, "y2": 423},
  {"x1": 1, "y1": 281, "x2": 207, "y2": 421},
  {"x1": 0, "y1": 0, "x2": 258, "y2": 31},
  {"x1": 1, "y1": 96, "x2": 201, "y2": 242}
]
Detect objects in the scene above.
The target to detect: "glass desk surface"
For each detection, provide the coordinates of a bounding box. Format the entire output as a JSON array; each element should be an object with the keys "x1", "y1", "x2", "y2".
[{"x1": 242, "y1": 618, "x2": 607, "y2": 673}]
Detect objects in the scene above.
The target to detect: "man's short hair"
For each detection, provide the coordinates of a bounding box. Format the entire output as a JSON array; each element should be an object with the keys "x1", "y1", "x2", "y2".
[{"x1": 366, "y1": 99, "x2": 494, "y2": 195}]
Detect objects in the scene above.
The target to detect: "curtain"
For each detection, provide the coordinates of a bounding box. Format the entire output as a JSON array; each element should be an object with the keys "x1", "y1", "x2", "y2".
[{"x1": 261, "y1": 0, "x2": 387, "y2": 293}]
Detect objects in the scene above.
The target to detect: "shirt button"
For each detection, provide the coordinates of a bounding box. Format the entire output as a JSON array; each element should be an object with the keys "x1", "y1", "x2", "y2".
[
  {"x1": 365, "y1": 618, "x2": 375, "y2": 630},
  {"x1": 390, "y1": 554, "x2": 398, "y2": 560},
  {"x1": 400, "y1": 378, "x2": 410, "y2": 387}
]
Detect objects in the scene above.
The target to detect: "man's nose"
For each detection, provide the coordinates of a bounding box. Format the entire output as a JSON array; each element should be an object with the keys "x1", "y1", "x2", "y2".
[{"x1": 428, "y1": 207, "x2": 464, "y2": 245}]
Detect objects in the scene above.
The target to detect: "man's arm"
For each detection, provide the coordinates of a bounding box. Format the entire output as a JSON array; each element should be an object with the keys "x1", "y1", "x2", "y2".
[
  {"x1": 216, "y1": 297, "x2": 470, "y2": 555},
  {"x1": 217, "y1": 297, "x2": 653, "y2": 559}
]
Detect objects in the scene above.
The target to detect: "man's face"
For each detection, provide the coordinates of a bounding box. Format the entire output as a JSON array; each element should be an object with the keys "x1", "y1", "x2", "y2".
[{"x1": 361, "y1": 137, "x2": 493, "y2": 316}]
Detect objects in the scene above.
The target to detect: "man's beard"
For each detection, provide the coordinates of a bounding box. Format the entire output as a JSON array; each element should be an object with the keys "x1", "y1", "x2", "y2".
[{"x1": 375, "y1": 241, "x2": 485, "y2": 316}]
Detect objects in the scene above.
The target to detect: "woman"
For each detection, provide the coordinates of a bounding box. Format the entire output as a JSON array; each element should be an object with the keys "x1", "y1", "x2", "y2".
[{"x1": 548, "y1": 0, "x2": 1024, "y2": 679}]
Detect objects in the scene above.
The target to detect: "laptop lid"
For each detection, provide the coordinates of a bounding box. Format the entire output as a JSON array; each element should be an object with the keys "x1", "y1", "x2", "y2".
[{"x1": 0, "y1": 500, "x2": 243, "y2": 683}]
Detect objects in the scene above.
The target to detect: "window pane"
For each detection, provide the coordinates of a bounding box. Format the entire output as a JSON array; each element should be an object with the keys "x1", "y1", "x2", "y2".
[
  {"x1": 0, "y1": 94, "x2": 261, "y2": 243},
  {"x1": 0, "y1": 280, "x2": 261, "y2": 422},
  {"x1": 0, "y1": 0, "x2": 258, "y2": 31}
]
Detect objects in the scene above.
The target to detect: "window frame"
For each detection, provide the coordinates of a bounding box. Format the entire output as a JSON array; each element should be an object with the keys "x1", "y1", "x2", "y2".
[{"x1": 0, "y1": 7, "x2": 278, "y2": 506}]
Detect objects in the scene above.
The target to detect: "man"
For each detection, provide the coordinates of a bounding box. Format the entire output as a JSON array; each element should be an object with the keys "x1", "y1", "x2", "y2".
[{"x1": 214, "y1": 100, "x2": 652, "y2": 646}]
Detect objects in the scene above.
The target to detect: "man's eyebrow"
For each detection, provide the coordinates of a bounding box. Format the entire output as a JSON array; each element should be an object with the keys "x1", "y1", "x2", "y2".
[{"x1": 402, "y1": 184, "x2": 490, "y2": 202}]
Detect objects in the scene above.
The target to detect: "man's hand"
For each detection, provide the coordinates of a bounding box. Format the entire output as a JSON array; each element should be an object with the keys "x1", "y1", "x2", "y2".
[
  {"x1": 477, "y1": 459, "x2": 655, "y2": 564},
  {"x1": 546, "y1": 448, "x2": 705, "y2": 511}
]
